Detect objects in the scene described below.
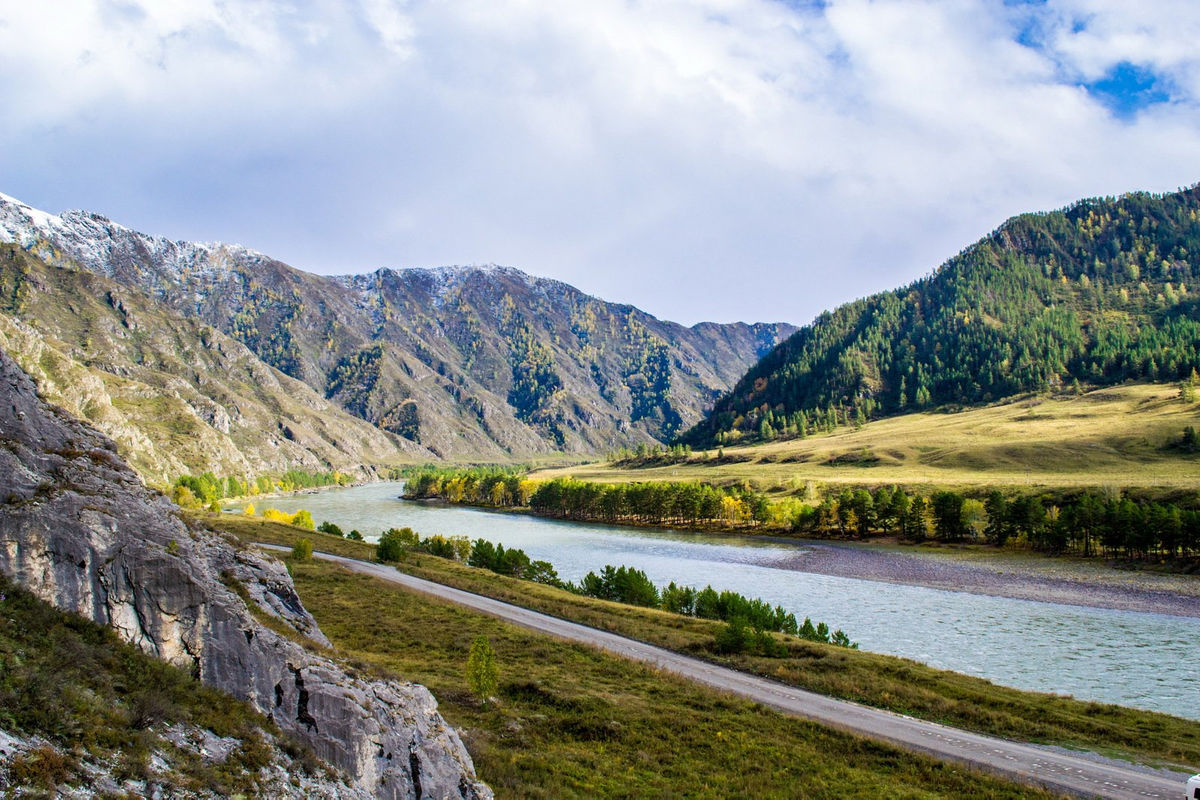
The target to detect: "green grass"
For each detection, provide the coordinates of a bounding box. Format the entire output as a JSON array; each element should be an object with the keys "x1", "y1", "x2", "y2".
[
  {"x1": 215, "y1": 515, "x2": 1200, "y2": 770},
  {"x1": 283, "y1": 556, "x2": 1057, "y2": 798},
  {"x1": 534, "y1": 383, "x2": 1200, "y2": 491}
]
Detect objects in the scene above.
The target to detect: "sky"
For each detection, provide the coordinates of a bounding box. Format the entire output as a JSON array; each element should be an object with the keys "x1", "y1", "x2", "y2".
[{"x1": 2, "y1": 1, "x2": 1199, "y2": 326}]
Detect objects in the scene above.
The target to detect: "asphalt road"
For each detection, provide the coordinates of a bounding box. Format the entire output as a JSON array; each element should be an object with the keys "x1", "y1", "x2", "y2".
[{"x1": 260, "y1": 545, "x2": 1191, "y2": 800}]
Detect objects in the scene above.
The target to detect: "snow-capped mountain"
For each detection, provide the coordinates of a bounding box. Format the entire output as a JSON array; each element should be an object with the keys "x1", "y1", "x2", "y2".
[{"x1": 0, "y1": 192, "x2": 795, "y2": 459}]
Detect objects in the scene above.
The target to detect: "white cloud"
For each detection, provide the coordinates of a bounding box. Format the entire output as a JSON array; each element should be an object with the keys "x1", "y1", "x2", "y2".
[{"x1": 1, "y1": 0, "x2": 1198, "y2": 325}]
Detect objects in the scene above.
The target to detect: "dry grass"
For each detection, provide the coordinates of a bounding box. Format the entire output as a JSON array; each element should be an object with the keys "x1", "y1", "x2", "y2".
[{"x1": 534, "y1": 384, "x2": 1200, "y2": 491}]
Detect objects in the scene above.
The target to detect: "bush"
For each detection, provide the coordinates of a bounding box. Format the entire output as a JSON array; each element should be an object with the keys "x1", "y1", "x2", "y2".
[
  {"x1": 346, "y1": 529, "x2": 364, "y2": 541},
  {"x1": 376, "y1": 528, "x2": 409, "y2": 562},
  {"x1": 290, "y1": 509, "x2": 315, "y2": 530},
  {"x1": 714, "y1": 618, "x2": 751, "y2": 654},
  {"x1": 317, "y1": 521, "x2": 344, "y2": 537},
  {"x1": 292, "y1": 538, "x2": 314, "y2": 561}
]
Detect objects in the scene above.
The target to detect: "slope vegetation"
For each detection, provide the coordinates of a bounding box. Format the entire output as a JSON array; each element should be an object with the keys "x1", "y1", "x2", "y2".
[
  {"x1": 0, "y1": 245, "x2": 417, "y2": 484},
  {"x1": 685, "y1": 186, "x2": 1200, "y2": 446},
  {"x1": 556, "y1": 383, "x2": 1200, "y2": 490}
]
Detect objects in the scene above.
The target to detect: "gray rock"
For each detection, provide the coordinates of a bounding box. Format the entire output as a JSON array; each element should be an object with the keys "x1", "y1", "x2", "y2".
[{"x1": 0, "y1": 347, "x2": 491, "y2": 800}]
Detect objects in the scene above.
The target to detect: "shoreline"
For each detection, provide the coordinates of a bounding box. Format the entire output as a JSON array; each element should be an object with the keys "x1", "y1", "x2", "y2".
[
  {"x1": 768, "y1": 539, "x2": 1200, "y2": 619},
  {"x1": 406, "y1": 494, "x2": 1200, "y2": 618}
]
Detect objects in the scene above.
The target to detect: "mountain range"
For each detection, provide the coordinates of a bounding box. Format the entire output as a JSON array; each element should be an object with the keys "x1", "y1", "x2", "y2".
[{"x1": 0, "y1": 193, "x2": 794, "y2": 477}]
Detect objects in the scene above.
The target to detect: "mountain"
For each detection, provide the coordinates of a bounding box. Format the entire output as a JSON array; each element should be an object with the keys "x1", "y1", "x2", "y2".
[
  {"x1": 0, "y1": 244, "x2": 420, "y2": 485},
  {"x1": 0, "y1": 194, "x2": 795, "y2": 460},
  {"x1": 682, "y1": 185, "x2": 1200, "y2": 446},
  {"x1": 0, "y1": 345, "x2": 489, "y2": 798}
]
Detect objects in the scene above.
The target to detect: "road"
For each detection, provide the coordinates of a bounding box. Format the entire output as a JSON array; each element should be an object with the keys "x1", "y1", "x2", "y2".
[{"x1": 259, "y1": 545, "x2": 1191, "y2": 800}]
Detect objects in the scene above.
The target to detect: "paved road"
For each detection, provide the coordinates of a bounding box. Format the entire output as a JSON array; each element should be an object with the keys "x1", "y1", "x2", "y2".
[{"x1": 260, "y1": 545, "x2": 1191, "y2": 800}]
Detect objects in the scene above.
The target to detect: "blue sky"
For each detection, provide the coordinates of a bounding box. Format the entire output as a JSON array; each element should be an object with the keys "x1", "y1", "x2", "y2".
[{"x1": 1, "y1": 1, "x2": 1199, "y2": 326}]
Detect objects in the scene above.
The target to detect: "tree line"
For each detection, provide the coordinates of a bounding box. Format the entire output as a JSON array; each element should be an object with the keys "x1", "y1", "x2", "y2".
[
  {"x1": 407, "y1": 468, "x2": 1198, "y2": 562},
  {"x1": 171, "y1": 469, "x2": 354, "y2": 507},
  {"x1": 374, "y1": 528, "x2": 855, "y2": 650},
  {"x1": 799, "y1": 486, "x2": 1200, "y2": 560},
  {"x1": 405, "y1": 469, "x2": 772, "y2": 527}
]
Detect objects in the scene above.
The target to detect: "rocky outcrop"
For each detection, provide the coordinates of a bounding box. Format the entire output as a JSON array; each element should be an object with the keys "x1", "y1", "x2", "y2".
[{"x1": 0, "y1": 347, "x2": 490, "y2": 799}]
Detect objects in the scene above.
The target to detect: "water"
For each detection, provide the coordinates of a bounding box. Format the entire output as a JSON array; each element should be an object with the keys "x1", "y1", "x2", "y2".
[{"x1": 234, "y1": 482, "x2": 1200, "y2": 718}]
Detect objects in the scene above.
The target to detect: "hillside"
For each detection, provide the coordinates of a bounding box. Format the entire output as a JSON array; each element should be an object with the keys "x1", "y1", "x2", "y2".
[
  {"x1": 0, "y1": 245, "x2": 419, "y2": 484},
  {"x1": 0, "y1": 345, "x2": 488, "y2": 797},
  {"x1": 0, "y1": 193, "x2": 794, "y2": 459},
  {"x1": 682, "y1": 185, "x2": 1200, "y2": 446},
  {"x1": 543, "y1": 383, "x2": 1200, "y2": 490},
  {"x1": 0, "y1": 575, "x2": 370, "y2": 798}
]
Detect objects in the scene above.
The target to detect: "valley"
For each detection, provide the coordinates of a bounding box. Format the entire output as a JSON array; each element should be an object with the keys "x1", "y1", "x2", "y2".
[{"x1": 6, "y1": 5, "x2": 1200, "y2": 797}]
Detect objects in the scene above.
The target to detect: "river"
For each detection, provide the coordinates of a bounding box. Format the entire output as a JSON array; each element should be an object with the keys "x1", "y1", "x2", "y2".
[{"x1": 231, "y1": 481, "x2": 1199, "y2": 719}]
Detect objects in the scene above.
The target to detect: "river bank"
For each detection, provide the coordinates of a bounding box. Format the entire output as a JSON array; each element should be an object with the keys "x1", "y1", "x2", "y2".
[
  {"x1": 404, "y1": 494, "x2": 1200, "y2": 618},
  {"x1": 768, "y1": 539, "x2": 1200, "y2": 618}
]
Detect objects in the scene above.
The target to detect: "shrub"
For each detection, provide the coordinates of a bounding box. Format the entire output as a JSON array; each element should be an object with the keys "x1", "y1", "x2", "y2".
[
  {"x1": 292, "y1": 538, "x2": 314, "y2": 561},
  {"x1": 317, "y1": 521, "x2": 344, "y2": 537},
  {"x1": 376, "y1": 529, "x2": 407, "y2": 562},
  {"x1": 290, "y1": 510, "x2": 315, "y2": 530},
  {"x1": 714, "y1": 618, "x2": 751, "y2": 654}
]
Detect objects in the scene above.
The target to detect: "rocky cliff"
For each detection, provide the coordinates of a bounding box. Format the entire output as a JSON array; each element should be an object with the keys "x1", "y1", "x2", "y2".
[
  {"x1": 0, "y1": 347, "x2": 490, "y2": 799},
  {"x1": 0, "y1": 193, "x2": 794, "y2": 459}
]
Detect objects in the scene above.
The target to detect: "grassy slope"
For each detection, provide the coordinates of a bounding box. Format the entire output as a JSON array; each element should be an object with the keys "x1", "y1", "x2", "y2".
[
  {"x1": 536, "y1": 383, "x2": 1200, "y2": 491},
  {"x1": 216, "y1": 516, "x2": 1200, "y2": 770},
  {"x1": 285, "y1": 558, "x2": 1055, "y2": 799}
]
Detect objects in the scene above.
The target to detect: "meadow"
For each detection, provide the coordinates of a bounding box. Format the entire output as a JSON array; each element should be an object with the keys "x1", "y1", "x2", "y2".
[{"x1": 534, "y1": 384, "x2": 1200, "y2": 491}]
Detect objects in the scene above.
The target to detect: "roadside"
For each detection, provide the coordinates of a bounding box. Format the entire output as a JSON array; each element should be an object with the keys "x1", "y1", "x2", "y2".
[{"x1": 263, "y1": 542, "x2": 1193, "y2": 800}]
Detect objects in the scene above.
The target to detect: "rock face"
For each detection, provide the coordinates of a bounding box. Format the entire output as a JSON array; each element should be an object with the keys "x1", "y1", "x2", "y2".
[{"x1": 0, "y1": 348, "x2": 491, "y2": 799}]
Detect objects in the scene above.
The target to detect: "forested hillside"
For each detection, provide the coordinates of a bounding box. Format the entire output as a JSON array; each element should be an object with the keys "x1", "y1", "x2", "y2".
[
  {"x1": 0, "y1": 194, "x2": 793, "y2": 459},
  {"x1": 683, "y1": 185, "x2": 1200, "y2": 445}
]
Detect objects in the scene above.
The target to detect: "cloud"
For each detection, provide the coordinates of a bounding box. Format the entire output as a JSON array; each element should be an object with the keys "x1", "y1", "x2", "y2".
[{"x1": 1, "y1": 0, "x2": 1199, "y2": 325}]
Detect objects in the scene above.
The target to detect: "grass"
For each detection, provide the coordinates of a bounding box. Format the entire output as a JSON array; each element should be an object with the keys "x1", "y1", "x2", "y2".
[
  {"x1": 0, "y1": 573, "x2": 307, "y2": 796},
  {"x1": 215, "y1": 515, "x2": 1200, "y2": 770},
  {"x1": 283, "y1": 556, "x2": 1058, "y2": 798},
  {"x1": 533, "y1": 383, "x2": 1200, "y2": 491}
]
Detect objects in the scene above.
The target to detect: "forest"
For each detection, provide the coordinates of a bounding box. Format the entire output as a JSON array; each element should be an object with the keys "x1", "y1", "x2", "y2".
[{"x1": 683, "y1": 186, "x2": 1200, "y2": 445}]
